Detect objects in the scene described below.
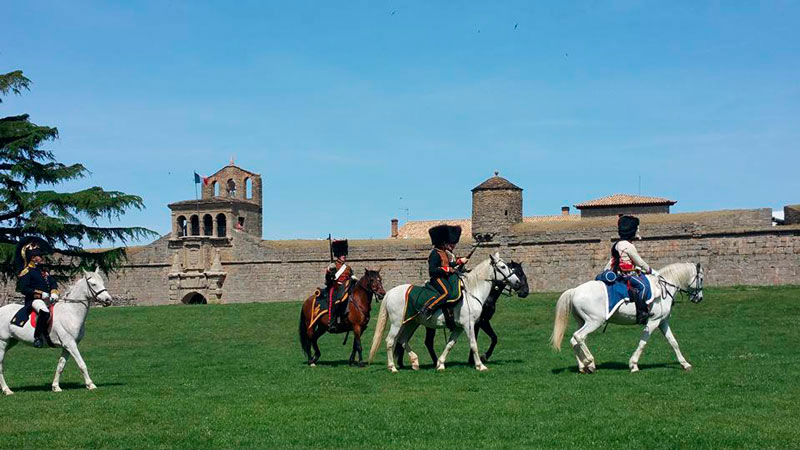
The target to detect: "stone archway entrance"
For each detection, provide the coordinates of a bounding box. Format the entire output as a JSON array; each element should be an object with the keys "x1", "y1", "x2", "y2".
[{"x1": 182, "y1": 292, "x2": 207, "y2": 305}]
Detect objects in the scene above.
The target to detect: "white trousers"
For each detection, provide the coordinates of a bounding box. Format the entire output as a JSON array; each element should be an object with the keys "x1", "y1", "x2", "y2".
[{"x1": 31, "y1": 299, "x2": 49, "y2": 313}]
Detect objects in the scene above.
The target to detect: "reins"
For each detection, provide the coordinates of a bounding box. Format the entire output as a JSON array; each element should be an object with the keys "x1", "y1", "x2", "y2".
[{"x1": 54, "y1": 275, "x2": 109, "y2": 309}]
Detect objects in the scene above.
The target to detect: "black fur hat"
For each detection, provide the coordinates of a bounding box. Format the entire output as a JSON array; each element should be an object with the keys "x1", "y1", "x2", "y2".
[
  {"x1": 428, "y1": 224, "x2": 450, "y2": 247},
  {"x1": 331, "y1": 239, "x2": 348, "y2": 258},
  {"x1": 448, "y1": 225, "x2": 462, "y2": 245},
  {"x1": 618, "y1": 215, "x2": 639, "y2": 240}
]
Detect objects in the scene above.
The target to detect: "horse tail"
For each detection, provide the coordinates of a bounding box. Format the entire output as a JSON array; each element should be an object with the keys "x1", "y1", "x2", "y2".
[
  {"x1": 299, "y1": 303, "x2": 312, "y2": 359},
  {"x1": 550, "y1": 288, "x2": 574, "y2": 351},
  {"x1": 368, "y1": 295, "x2": 388, "y2": 364}
]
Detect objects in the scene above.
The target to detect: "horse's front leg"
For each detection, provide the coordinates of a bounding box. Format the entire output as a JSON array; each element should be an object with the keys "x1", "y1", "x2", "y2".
[
  {"x1": 62, "y1": 339, "x2": 95, "y2": 390},
  {"x1": 52, "y1": 349, "x2": 71, "y2": 392},
  {"x1": 0, "y1": 340, "x2": 13, "y2": 395},
  {"x1": 629, "y1": 320, "x2": 660, "y2": 373},
  {"x1": 659, "y1": 320, "x2": 692, "y2": 371},
  {"x1": 436, "y1": 328, "x2": 462, "y2": 372},
  {"x1": 351, "y1": 325, "x2": 364, "y2": 367},
  {"x1": 466, "y1": 320, "x2": 487, "y2": 371},
  {"x1": 481, "y1": 321, "x2": 498, "y2": 362},
  {"x1": 424, "y1": 327, "x2": 438, "y2": 366}
]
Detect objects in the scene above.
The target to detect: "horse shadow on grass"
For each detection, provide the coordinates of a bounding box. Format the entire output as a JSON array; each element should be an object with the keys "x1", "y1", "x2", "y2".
[
  {"x1": 11, "y1": 382, "x2": 125, "y2": 393},
  {"x1": 551, "y1": 361, "x2": 684, "y2": 374}
]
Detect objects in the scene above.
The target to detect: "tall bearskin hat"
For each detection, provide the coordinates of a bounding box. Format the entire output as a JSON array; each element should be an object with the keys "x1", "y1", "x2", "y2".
[
  {"x1": 13, "y1": 236, "x2": 53, "y2": 274},
  {"x1": 428, "y1": 224, "x2": 450, "y2": 247},
  {"x1": 331, "y1": 239, "x2": 348, "y2": 258},
  {"x1": 617, "y1": 215, "x2": 639, "y2": 240},
  {"x1": 448, "y1": 225, "x2": 462, "y2": 245}
]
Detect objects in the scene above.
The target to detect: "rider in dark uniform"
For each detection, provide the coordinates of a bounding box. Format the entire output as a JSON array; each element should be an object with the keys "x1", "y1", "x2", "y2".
[
  {"x1": 324, "y1": 239, "x2": 352, "y2": 332},
  {"x1": 13, "y1": 237, "x2": 58, "y2": 348},
  {"x1": 420, "y1": 224, "x2": 468, "y2": 330}
]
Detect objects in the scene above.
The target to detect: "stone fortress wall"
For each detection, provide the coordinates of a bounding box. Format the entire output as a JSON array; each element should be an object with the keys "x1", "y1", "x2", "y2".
[{"x1": 2, "y1": 166, "x2": 798, "y2": 306}]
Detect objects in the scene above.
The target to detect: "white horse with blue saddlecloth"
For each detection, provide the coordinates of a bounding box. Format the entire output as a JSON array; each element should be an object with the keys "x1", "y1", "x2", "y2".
[{"x1": 550, "y1": 262, "x2": 704, "y2": 373}]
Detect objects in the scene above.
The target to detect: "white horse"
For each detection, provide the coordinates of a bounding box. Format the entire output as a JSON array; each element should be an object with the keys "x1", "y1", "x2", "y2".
[
  {"x1": 551, "y1": 262, "x2": 704, "y2": 373},
  {"x1": 0, "y1": 268, "x2": 113, "y2": 395},
  {"x1": 369, "y1": 252, "x2": 526, "y2": 372}
]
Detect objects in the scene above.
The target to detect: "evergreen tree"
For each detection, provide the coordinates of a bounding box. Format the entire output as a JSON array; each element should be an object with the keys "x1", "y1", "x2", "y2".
[{"x1": 0, "y1": 70, "x2": 156, "y2": 280}]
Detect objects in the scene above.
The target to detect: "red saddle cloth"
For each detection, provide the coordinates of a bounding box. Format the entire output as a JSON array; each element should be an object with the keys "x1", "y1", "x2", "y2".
[{"x1": 30, "y1": 304, "x2": 55, "y2": 329}]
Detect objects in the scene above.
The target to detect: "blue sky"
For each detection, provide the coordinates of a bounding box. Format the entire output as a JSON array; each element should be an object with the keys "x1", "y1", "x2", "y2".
[{"x1": 3, "y1": 1, "x2": 799, "y2": 242}]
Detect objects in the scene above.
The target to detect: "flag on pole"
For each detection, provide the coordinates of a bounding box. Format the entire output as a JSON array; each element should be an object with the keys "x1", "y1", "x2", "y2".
[{"x1": 194, "y1": 172, "x2": 210, "y2": 186}]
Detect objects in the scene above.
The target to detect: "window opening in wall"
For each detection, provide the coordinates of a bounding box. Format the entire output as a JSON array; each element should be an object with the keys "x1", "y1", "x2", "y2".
[
  {"x1": 216, "y1": 214, "x2": 227, "y2": 237},
  {"x1": 177, "y1": 216, "x2": 187, "y2": 237},
  {"x1": 235, "y1": 216, "x2": 245, "y2": 231},
  {"x1": 203, "y1": 214, "x2": 213, "y2": 236},
  {"x1": 226, "y1": 179, "x2": 236, "y2": 198},
  {"x1": 190, "y1": 215, "x2": 200, "y2": 236},
  {"x1": 505, "y1": 210, "x2": 508, "y2": 216},
  {"x1": 212, "y1": 181, "x2": 219, "y2": 197},
  {"x1": 245, "y1": 177, "x2": 252, "y2": 199}
]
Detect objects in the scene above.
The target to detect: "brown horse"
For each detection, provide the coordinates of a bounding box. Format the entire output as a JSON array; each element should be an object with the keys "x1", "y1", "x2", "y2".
[{"x1": 299, "y1": 268, "x2": 385, "y2": 367}]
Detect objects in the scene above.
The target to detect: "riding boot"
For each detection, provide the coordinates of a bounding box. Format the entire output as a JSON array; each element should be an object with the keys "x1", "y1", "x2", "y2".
[
  {"x1": 442, "y1": 307, "x2": 456, "y2": 331},
  {"x1": 33, "y1": 310, "x2": 51, "y2": 348},
  {"x1": 328, "y1": 313, "x2": 338, "y2": 333},
  {"x1": 420, "y1": 304, "x2": 434, "y2": 319},
  {"x1": 631, "y1": 288, "x2": 649, "y2": 325}
]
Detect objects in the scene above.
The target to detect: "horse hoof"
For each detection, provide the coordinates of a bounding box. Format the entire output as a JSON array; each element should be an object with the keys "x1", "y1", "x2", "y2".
[
  {"x1": 477, "y1": 365, "x2": 488, "y2": 372},
  {"x1": 389, "y1": 367, "x2": 399, "y2": 374},
  {"x1": 683, "y1": 364, "x2": 693, "y2": 372},
  {"x1": 436, "y1": 365, "x2": 445, "y2": 372},
  {"x1": 309, "y1": 363, "x2": 317, "y2": 368},
  {"x1": 630, "y1": 365, "x2": 639, "y2": 373},
  {"x1": 358, "y1": 362, "x2": 366, "y2": 368},
  {"x1": 411, "y1": 363, "x2": 420, "y2": 371},
  {"x1": 52, "y1": 385, "x2": 62, "y2": 393},
  {"x1": 87, "y1": 383, "x2": 97, "y2": 390},
  {"x1": 2, "y1": 389, "x2": 13, "y2": 396},
  {"x1": 480, "y1": 354, "x2": 489, "y2": 364}
]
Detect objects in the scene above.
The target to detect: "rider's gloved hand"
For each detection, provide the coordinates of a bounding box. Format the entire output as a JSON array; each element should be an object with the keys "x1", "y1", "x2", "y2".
[
  {"x1": 41, "y1": 291, "x2": 50, "y2": 301},
  {"x1": 650, "y1": 269, "x2": 661, "y2": 277},
  {"x1": 457, "y1": 257, "x2": 469, "y2": 266},
  {"x1": 50, "y1": 292, "x2": 59, "y2": 302}
]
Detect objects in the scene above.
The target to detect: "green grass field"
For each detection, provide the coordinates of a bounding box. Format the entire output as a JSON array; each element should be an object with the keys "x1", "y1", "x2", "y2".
[{"x1": 1, "y1": 286, "x2": 799, "y2": 449}]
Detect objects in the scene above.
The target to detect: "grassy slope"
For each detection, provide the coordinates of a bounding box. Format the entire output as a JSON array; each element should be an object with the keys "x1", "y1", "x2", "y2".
[{"x1": 1, "y1": 286, "x2": 798, "y2": 449}]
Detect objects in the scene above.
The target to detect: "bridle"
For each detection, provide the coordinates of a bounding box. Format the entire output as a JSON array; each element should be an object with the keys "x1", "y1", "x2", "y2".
[
  {"x1": 488, "y1": 259, "x2": 522, "y2": 295},
  {"x1": 659, "y1": 263, "x2": 703, "y2": 304},
  {"x1": 57, "y1": 274, "x2": 110, "y2": 309}
]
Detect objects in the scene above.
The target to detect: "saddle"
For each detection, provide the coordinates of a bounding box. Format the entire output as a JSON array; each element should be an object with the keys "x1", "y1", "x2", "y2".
[
  {"x1": 402, "y1": 277, "x2": 464, "y2": 324},
  {"x1": 307, "y1": 282, "x2": 354, "y2": 330},
  {"x1": 10, "y1": 303, "x2": 55, "y2": 329}
]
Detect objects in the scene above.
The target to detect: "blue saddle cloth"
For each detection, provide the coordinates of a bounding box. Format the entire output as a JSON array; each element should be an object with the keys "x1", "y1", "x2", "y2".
[{"x1": 595, "y1": 271, "x2": 652, "y2": 315}]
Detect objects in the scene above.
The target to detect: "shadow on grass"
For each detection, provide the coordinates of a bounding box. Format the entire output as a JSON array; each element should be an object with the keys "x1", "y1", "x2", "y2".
[
  {"x1": 551, "y1": 361, "x2": 684, "y2": 374},
  {"x1": 11, "y1": 382, "x2": 125, "y2": 392}
]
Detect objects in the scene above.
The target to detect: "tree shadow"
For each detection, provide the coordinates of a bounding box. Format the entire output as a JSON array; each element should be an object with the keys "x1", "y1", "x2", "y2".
[
  {"x1": 551, "y1": 361, "x2": 684, "y2": 374},
  {"x1": 12, "y1": 381, "x2": 125, "y2": 392}
]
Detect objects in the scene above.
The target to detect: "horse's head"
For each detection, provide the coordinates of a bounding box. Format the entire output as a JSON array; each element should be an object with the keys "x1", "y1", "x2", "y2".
[
  {"x1": 82, "y1": 268, "x2": 113, "y2": 306},
  {"x1": 489, "y1": 252, "x2": 527, "y2": 297},
  {"x1": 507, "y1": 261, "x2": 529, "y2": 298},
  {"x1": 688, "y1": 263, "x2": 704, "y2": 303},
  {"x1": 361, "y1": 268, "x2": 386, "y2": 301}
]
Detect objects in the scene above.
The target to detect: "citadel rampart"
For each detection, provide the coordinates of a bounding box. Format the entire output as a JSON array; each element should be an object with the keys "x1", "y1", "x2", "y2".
[{"x1": 92, "y1": 208, "x2": 800, "y2": 305}]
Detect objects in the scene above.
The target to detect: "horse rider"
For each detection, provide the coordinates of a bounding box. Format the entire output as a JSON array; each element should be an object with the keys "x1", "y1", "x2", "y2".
[
  {"x1": 14, "y1": 238, "x2": 58, "y2": 348},
  {"x1": 604, "y1": 215, "x2": 660, "y2": 324},
  {"x1": 324, "y1": 239, "x2": 352, "y2": 332},
  {"x1": 420, "y1": 224, "x2": 468, "y2": 330}
]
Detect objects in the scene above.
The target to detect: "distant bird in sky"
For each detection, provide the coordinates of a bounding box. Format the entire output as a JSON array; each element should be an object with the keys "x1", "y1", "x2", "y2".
[
  {"x1": 514, "y1": 23, "x2": 518, "y2": 29},
  {"x1": 391, "y1": 10, "x2": 396, "y2": 15},
  {"x1": 565, "y1": 53, "x2": 569, "y2": 57},
  {"x1": 477, "y1": 29, "x2": 481, "y2": 33}
]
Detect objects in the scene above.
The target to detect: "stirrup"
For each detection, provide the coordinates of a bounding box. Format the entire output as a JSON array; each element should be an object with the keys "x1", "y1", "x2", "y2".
[{"x1": 33, "y1": 337, "x2": 44, "y2": 348}]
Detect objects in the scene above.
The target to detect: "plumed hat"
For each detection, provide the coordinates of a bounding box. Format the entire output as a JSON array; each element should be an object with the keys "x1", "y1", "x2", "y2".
[
  {"x1": 428, "y1": 224, "x2": 450, "y2": 247},
  {"x1": 14, "y1": 236, "x2": 53, "y2": 274},
  {"x1": 331, "y1": 239, "x2": 348, "y2": 258},
  {"x1": 448, "y1": 225, "x2": 462, "y2": 245},
  {"x1": 617, "y1": 215, "x2": 639, "y2": 240}
]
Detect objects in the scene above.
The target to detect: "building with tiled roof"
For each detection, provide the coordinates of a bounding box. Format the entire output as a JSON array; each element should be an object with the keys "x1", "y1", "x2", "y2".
[{"x1": 574, "y1": 193, "x2": 676, "y2": 218}]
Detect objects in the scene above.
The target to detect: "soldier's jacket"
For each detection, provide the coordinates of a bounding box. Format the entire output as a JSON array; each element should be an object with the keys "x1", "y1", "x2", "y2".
[
  {"x1": 325, "y1": 261, "x2": 352, "y2": 286},
  {"x1": 604, "y1": 240, "x2": 651, "y2": 274},
  {"x1": 428, "y1": 248, "x2": 456, "y2": 279},
  {"x1": 18, "y1": 265, "x2": 58, "y2": 305}
]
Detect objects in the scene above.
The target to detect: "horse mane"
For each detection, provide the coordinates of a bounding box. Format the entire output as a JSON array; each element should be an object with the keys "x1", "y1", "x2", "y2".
[
  {"x1": 462, "y1": 258, "x2": 493, "y2": 293},
  {"x1": 62, "y1": 275, "x2": 84, "y2": 300},
  {"x1": 657, "y1": 262, "x2": 695, "y2": 287}
]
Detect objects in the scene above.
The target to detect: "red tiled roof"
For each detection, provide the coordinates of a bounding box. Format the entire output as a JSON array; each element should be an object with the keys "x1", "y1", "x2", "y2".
[{"x1": 574, "y1": 193, "x2": 676, "y2": 209}]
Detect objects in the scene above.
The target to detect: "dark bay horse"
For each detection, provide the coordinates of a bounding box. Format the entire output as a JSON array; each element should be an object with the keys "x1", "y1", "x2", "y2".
[
  {"x1": 396, "y1": 261, "x2": 528, "y2": 368},
  {"x1": 299, "y1": 268, "x2": 385, "y2": 367}
]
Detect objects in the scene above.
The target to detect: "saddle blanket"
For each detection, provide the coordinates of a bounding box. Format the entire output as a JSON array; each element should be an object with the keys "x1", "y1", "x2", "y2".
[
  {"x1": 10, "y1": 303, "x2": 55, "y2": 329},
  {"x1": 596, "y1": 273, "x2": 653, "y2": 320},
  {"x1": 307, "y1": 287, "x2": 350, "y2": 330},
  {"x1": 402, "y1": 277, "x2": 462, "y2": 324}
]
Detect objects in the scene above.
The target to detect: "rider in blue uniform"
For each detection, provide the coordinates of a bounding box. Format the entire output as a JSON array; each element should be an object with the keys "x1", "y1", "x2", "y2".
[{"x1": 13, "y1": 237, "x2": 58, "y2": 348}]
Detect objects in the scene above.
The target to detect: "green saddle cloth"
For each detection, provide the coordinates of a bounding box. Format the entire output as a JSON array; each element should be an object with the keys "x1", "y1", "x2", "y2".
[{"x1": 403, "y1": 274, "x2": 462, "y2": 323}]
